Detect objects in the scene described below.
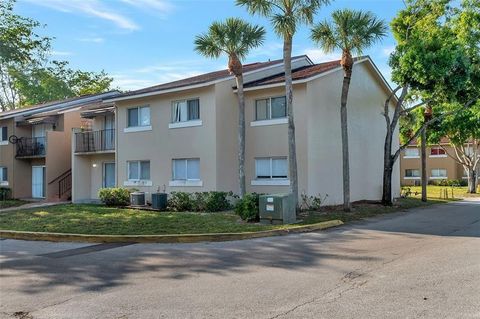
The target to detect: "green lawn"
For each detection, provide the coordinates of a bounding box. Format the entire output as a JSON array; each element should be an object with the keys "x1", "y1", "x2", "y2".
[
  {"x1": 0, "y1": 196, "x2": 457, "y2": 235},
  {"x1": 0, "y1": 199, "x2": 28, "y2": 209},
  {"x1": 405, "y1": 185, "x2": 479, "y2": 199}
]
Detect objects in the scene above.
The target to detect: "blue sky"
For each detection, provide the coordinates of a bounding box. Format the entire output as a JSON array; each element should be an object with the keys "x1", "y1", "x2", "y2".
[{"x1": 16, "y1": 0, "x2": 405, "y2": 91}]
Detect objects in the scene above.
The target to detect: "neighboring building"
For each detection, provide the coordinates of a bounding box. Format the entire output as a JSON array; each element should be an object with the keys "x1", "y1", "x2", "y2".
[
  {"x1": 0, "y1": 92, "x2": 119, "y2": 201},
  {"x1": 72, "y1": 55, "x2": 401, "y2": 205},
  {"x1": 400, "y1": 138, "x2": 480, "y2": 186}
]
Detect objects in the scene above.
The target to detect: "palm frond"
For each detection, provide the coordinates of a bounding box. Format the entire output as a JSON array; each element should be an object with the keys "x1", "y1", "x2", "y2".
[
  {"x1": 236, "y1": 0, "x2": 274, "y2": 17},
  {"x1": 310, "y1": 20, "x2": 338, "y2": 53}
]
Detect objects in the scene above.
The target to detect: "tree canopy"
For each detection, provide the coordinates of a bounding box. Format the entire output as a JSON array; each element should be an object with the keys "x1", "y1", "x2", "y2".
[{"x1": 0, "y1": 0, "x2": 113, "y2": 111}]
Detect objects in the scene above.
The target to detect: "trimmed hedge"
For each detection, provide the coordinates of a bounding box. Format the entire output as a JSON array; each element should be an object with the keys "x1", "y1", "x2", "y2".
[
  {"x1": 98, "y1": 188, "x2": 131, "y2": 206},
  {"x1": 234, "y1": 193, "x2": 260, "y2": 222},
  {"x1": 167, "y1": 191, "x2": 234, "y2": 212}
]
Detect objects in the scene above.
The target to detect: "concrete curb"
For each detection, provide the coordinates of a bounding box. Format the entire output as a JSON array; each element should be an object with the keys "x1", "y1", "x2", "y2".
[{"x1": 0, "y1": 220, "x2": 343, "y2": 244}]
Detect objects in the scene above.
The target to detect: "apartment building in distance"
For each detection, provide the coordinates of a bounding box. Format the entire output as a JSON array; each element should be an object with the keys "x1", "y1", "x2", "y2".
[
  {"x1": 0, "y1": 92, "x2": 119, "y2": 201},
  {"x1": 400, "y1": 138, "x2": 480, "y2": 186},
  {"x1": 71, "y1": 55, "x2": 401, "y2": 205}
]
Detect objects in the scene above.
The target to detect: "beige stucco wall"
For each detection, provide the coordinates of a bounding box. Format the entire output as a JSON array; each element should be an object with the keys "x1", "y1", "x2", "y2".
[{"x1": 115, "y1": 86, "x2": 218, "y2": 201}]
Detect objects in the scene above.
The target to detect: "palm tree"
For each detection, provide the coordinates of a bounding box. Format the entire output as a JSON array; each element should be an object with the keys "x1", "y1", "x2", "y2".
[
  {"x1": 194, "y1": 18, "x2": 266, "y2": 198},
  {"x1": 311, "y1": 9, "x2": 387, "y2": 211},
  {"x1": 237, "y1": 0, "x2": 330, "y2": 207}
]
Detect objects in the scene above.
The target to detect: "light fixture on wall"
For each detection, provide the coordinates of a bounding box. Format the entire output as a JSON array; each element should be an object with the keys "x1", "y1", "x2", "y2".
[{"x1": 92, "y1": 163, "x2": 97, "y2": 168}]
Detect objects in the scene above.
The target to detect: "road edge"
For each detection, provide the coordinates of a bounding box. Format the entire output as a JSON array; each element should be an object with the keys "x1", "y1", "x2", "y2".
[{"x1": 0, "y1": 220, "x2": 343, "y2": 243}]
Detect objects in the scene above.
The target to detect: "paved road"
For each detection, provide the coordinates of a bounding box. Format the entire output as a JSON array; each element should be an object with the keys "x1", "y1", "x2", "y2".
[{"x1": 1, "y1": 199, "x2": 479, "y2": 319}]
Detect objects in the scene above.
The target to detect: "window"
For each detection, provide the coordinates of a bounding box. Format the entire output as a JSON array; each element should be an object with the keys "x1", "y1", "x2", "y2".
[
  {"x1": 1, "y1": 126, "x2": 7, "y2": 142},
  {"x1": 172, "y1": 158, "x2": 200, "y2": 180},
  {"x1": 0, "y1": 167, "x2": 7, "y2": 182},
  {"x1": 171, "y1": 99, "x2": 200, "y2": 123},
  {"x1": 431, "y1": 168, "x2": 447, "y2": 178},
  {"x1": 404, "y1": 148, "x2": 419, "y2": 157},
  {"x1": 255, "y1": 96, "x2": 286, "y2": 121},
  {"x1": 430, "y1": 146, "x2": 446, "y2": 156},
  {"x1": 127, "y1": 106, "x2": 150, "y2": 127},
  {"x1": 127, "y1": 161, "x2": 150, "y2": 180},
  {"x1": 405, "y1": 169, "x2": 420, "y2": 178},
  {"x1": 255, "y1": 157, "x2": 288, "y2": 179}
]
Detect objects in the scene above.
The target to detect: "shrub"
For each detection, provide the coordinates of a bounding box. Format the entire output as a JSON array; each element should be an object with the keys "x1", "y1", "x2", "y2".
[
  {"x1": 235, "y1": 193, "x2": 260, "y2": 222},
  {"x1": 98, "y1": 188, "x2": 130, "y2": 207},
  {"x1": 0, "y1": 188, "x2": 11, "y2": 201},
  {"x1": 300, "y1": 191, "x2": 328, "y2": 211},
  {"x1": 167, "y1": 192, "x2": 193, "y2": 212},
  {"x1": 168, "y1": 191, "x2": 235, "y2": 212}
]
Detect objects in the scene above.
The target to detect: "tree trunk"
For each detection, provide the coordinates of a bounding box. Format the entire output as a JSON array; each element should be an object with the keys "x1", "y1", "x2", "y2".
[
  {"x1": 467, "y1": 169, "x2": 477, "y2": 194},
  {"x1": 340, "y1": 52, "x2": 353, "y2": 212},
  {"x1": 283, "y1": 36, "x2": 298, "y2": 208},
  {"x1": 382, "y1": 125, "x2": 394, "y2": 205},
  {"x1": 235, "y1": 74, "x2": 246, "y2": 198},
  {"x1": 421, "y1": 127, "x2": 427, "y2": 202}
]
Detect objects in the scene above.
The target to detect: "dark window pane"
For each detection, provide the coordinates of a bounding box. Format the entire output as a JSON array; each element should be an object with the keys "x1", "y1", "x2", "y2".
[
  {"x1": 187, "y1": 99, "x2": 200, "y2": 120},
  {"x1": 140, "y1": 161, "x2": 150, "y2": 180},
  {"x1": 271, "y1": 96, "x2": 286, "y2": 118},
  {"x1": 1, "y1": 127, "x2": 7, "y2": 141},
  {"x1": 128, "y1": 108, "x2": 138, "y2": 127}
]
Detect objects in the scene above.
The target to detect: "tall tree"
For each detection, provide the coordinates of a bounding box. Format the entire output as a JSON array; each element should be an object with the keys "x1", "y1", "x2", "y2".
[
  {"x1": 0, "y1": 0, "x2": 113, "y2": 111},
  {"x1": 311, "y1": 9, "x2": 387, "y2": 211},
  {"x1": 381, "y1": 0, "x2": 476, "y2": 205},
  {"x1": 194, "y1": 18, "x2": 266, "y2": 198},
  {"x1": 236, "y1": 0, "x2": 330, "y2": 207}
]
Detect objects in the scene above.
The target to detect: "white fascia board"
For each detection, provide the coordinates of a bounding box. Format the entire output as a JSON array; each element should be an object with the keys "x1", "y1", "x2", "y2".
[{"x1": 104, "y1": 57, "x2": 309, "y2": 103}]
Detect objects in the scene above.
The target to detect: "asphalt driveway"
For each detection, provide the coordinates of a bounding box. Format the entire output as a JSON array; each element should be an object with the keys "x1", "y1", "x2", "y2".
[{"x1": 1, "y1": 199, "x2": 479, "y2": 319}]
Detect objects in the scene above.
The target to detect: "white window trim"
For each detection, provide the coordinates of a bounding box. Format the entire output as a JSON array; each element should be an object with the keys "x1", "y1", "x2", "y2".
[
  {"x1": 126, "y1": 160, "x2": 150, "y2": 183},
  {"x1": 429, "y1": 176, "x2": 447, "y2": 180},
  {"x1": 251, "y1": 179, "x2": 290, "y2": 186},
  {"x1": 171, "y1": 98, "x2": 200, "y2": 124},
  {"x1": 123, "y1": 125, "x2": 152, "y2": 133},
  {"x1": 429, "y1": 155, "x2": 448, "y2": 158},
  {"x1": 169, "y1": 180, "x2": 203, "y2": 187},
  {"x1": 254, "y1": 96, "x2": 287, "y2": 122},
  {"x1": 250, "y1": 118, "x2": 288, "y2": 127},
  {"x1": 0, "y1": 141, "x2": 8, "y2": 146},
  {"x1": 403, "y1": 155, "x2": 420, "y2": 159},
  {"x1": 172, "y1": 158, "x2": 201, "y2": 182},
  {"x1": 127, "y1": 105, "x2": 150, "y2": 129},
  {"x1": 168, "y1": 119, "x2": 202, "y2": 129},
  {"x1": 404, "y1": 176, "x2": 421, "y2": 180},
  {"x1": 254, "y1": 157, "x2": 288, "y2": 181},
  {"x1": 124, "y1": 180, "x2": 153, "y2": 187}
]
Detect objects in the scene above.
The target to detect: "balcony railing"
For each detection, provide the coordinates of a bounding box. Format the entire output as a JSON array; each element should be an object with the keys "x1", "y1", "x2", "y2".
[
  {"x1": 75, "y1": 129, "x2": 115, "y2": 153},
  {"x1": 16, "y1": 137, "x2": 46, "y2": 158}
]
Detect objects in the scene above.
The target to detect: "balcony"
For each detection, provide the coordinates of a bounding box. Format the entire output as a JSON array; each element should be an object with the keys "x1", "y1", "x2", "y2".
[
  {"x1": 16, "y1": 137, "x2": 46, "y2": 158},
  {"x1": 75, "y1": 129, "x2": 115, "y2": 154}
]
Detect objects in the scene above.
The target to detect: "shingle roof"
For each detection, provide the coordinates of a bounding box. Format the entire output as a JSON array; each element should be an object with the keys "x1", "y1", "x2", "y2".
[
  {"x1": 243, "y1": 56, "x2": 367, "y2": 88},
  {"x1": 0, "y1": 91, "x2": 120, "y2": 120},
  {"x1": 111, "y1": 56, "x2": 309, "y2": 99}
]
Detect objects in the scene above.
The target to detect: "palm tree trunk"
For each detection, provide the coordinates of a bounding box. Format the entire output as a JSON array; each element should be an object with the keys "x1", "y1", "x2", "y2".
[
  {"x1": 382, "y1": 124, "x2": 394, "y2": 205},
  {"x1": 236, "y1": 74, "x2": 246, "y2": 198},
  {"x1": 283, "y1": 36, "x2": 298, "y2": 209},
  {"x1": 340, "y1": 69, "x2": 352, "y2": 212},
  {"x1": 421, "y1": 127, "x2": 427, "y2": 202}
]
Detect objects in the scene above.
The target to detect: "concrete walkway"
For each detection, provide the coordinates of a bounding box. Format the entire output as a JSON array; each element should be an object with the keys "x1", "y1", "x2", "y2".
[
  {"x1": 0, "y1": 198, "x2": 479, "y2": 318},
  {"x1": 0, "y1": 201, "x2": 70, "y2": 213}
]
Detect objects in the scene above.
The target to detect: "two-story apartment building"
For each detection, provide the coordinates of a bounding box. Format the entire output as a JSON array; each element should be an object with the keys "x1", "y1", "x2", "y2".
[
  {"x1": 71, "y1": 55, "x2": 401, "y2": 205},
  {"x1": 400, "y1": 138, "x2": 480, "y2": 186},
  {"x1": 0, "y1": 92, "x2": 119, "y2": 201}
]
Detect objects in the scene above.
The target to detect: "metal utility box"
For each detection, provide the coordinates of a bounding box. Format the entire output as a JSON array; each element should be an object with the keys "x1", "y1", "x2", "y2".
[
  {"x1": 259, "y1": 193, "x2": 296, "y2": 225},
  {"x1": 151, "y1": 193, "x2": 167, "y2": 210},
  {"x1": 130, "y1": 192, "x2": 146, "y2": 206}
]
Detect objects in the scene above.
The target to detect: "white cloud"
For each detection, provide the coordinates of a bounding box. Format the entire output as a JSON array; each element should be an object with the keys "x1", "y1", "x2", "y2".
[
  {"x1": 24, "y1": 0, "x2": 140, "y2": 31},
  {"x1": 50, "y1": 50, "x2": 73, "y2": 56},
  {"x1": 301, "y1": 49, "x2": 341, "y2": 63},
  {"x1": 78, "y1": 37, "x2": 105, "y2": 43},
  {"x1": 120, "y1": 0, "x2": 173, "y2": 16}
]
